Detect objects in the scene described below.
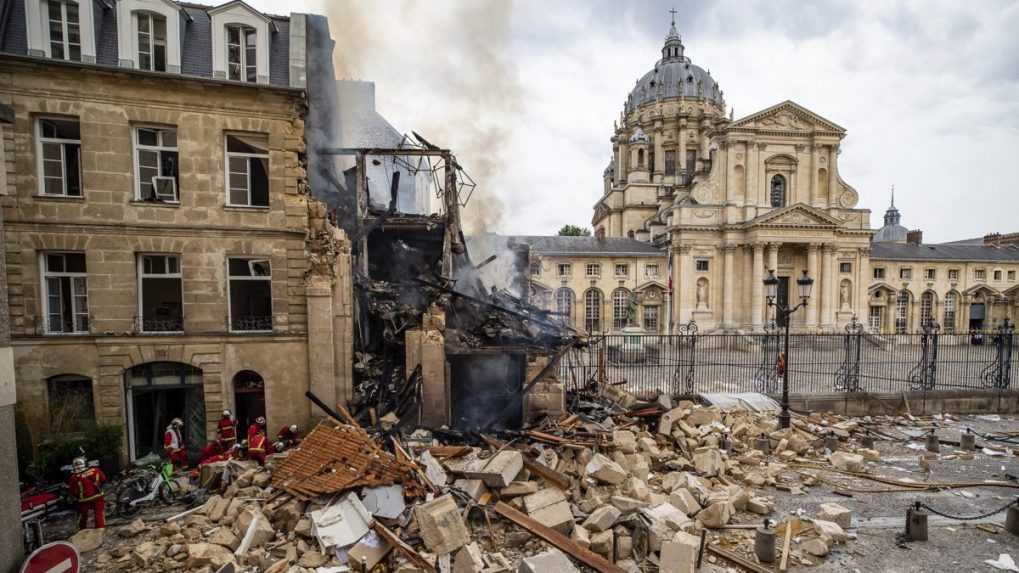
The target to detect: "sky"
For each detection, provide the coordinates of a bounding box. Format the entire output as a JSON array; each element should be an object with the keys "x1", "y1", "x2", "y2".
[{"x1": 252, "y1": 0, "x2": 1019, "y2": 242}]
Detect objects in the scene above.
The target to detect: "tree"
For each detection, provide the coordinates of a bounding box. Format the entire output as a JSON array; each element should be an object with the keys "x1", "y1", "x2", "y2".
[{"x1": 557, "y1": 225, "x2": 591, "y2": 237}]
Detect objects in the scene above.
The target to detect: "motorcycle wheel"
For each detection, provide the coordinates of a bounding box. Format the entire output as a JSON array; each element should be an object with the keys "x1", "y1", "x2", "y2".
[
  {"x1": 158, "y1": 480, "x2": 178, "y2": 505},
  {"x1": 115, "y1": 478, "x2": 146, "y2": 517}
]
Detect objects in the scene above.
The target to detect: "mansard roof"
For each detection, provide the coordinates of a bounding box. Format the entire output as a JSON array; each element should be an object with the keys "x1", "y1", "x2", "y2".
[
  {"x1": 871, "y1": 242, "x2": 1019, "y2": 262},
  {"x1": 508, "y1": 236, "x2": 667, "y2": 257}
]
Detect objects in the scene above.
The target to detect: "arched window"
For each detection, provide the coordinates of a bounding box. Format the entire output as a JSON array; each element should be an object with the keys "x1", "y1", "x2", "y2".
[
  {"x1": 585, "y1": 289, "x2": 603, "y2": 333},
  {"x1": 895, "y1": 291, "x2": 910, "y2": 333},
  {"x1": 920, "y1": 291, "x2": 935, "y2": 328},
  {"x1": 555, "y1": 288, "x2": 574, "y2": 326},
  {"x1": 233, "y1": 370, "x2": 265, "y2": 436},
  {"x1": 637, "y1": 149, "x2": 645, "y2": 168},
  {"x1": 944, "y1": 292, "x2": 958, "y2": 333},
  {"x1": 770, "y1": 174, "x2": 786, "y2": 207},
  {"x1": 612, "y1": 288, "x2": 631, "y2": 330},
  {"x1": 136, "y1": 12, "x2": 167, "y2": 71}
]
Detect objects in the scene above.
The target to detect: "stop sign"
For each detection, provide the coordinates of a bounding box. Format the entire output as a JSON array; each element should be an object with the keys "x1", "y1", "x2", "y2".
[{"x1": 20, "y1": 541, "x2": 79, "y2": 573}]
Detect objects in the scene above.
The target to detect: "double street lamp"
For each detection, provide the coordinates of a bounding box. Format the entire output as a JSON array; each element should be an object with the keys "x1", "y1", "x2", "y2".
[{"x1": 763, "y1": 269, "x2": 814, "y2": 429}]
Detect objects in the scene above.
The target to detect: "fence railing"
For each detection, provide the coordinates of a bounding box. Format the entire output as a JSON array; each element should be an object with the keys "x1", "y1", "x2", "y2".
[{"x1": 557, "y1": 319, "x2": 1018, "y2": 399}]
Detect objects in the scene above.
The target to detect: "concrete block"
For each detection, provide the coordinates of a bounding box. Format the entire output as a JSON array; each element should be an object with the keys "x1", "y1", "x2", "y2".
[
  {"x1": 501, "y1": 481, "x2": 539, "y2": 497},
  {"x1": 466, "y1": 450, "x2": 523, "y2": 488},
  {"x1": 571, "y1": 525, "x2": 591, "y2": 549},
  {"x1": 660, "y1": 531, "x2": 700, "y2": 573},
  {"x1": 586, "y1": 453, "x2": 627, "y2": 484},
  {"x1": 812, "y1": 519, "x2": 848, "y2": 543},
  {"x1": 523, "y1": 488, "x2": 573, "y2": 534},
  {"x1": 453, "y1": 479, "x2": 489, "y2": 502},
  {"x1": 517, "y1": 549, "x2": 579, "y2": 573},
  {"x1": 692, "y1": 448, "x2": 724, "y2": 477},
  {"x1": 696, "y1": 501, "x2": 734, "y2": 528},
  {"x1": 453, "y1": 542, "x2": 485, "y2": 573},
  {"x1": 668, "y1": 489, "x2": 700, "y2": 515},
  {"x1": 829, "y1": 451, "x2": 864, "y2": 472},
  {"x1": 415, "y1": 495, "x2": 470, "y2": 555},
  {"x1": 582, "y1": 505, "x2": 621, "y2": 533},
  {"x1": 610, "y1": 495, "x2": 648, "y2": 513},
  {"x1": 613, "y1": 429, "x2": 638, "y2": 453},
  {"x1": 817, "y1": 503, "x2": 852, "y2": 529},
  {"x1": 590, "y1": 529, "x2": 614, "y2": 561}
]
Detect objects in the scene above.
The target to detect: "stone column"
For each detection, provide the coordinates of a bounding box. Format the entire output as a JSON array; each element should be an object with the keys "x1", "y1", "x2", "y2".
[
  {"x1": 821, "y1": 244, "x2": 835, "y2": 329},
  {"x1": 0, "y1": 160, "x2": 23, "y2": 570},
  {"x1": 857, "y1": 247, "x2": 870, "y2": 318},
  {"x1": 742, "y1": 245, "x2": 754, "y2": 327},
  {"x1": 677, "y1": 246, "x2": 693, "y2": 323},
  {"x1": 806, "y1": 243, "x2": 820, "y2": 329},
  {"x1": 722, "y1": 245, "x2": 736, "y2": 329},
  {"x1": 306, "y1": 276, "x2": 337, "y2": 420},
  {"x1": 767, "y1": 242, "x2": 780, "y2": 274},
  {"x1": 752, "y1": 243, "x2": 765, "y2": 330}
]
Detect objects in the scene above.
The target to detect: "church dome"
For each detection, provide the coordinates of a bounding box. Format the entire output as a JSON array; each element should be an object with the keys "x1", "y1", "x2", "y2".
[{"x1": 625, "y1": 18, "x2": 724, "y2": 113}]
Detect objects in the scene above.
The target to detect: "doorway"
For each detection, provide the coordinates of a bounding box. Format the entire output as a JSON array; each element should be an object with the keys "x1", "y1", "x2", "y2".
[
  {"x1": 233, "y1": 370, "x2": 265, "y2": 439},
  {"x1": 448, "y1": 354, "x2": 525, "y2": 431},
  {"x1": 125, "y1": 362, "x2": 205, "y2": 463},
  {"x1": 970, "y1": 303, "x2": 986, "y2": 331},
  {"x1": 776, "y1": 276, "x2": 790, "y2": 327}
]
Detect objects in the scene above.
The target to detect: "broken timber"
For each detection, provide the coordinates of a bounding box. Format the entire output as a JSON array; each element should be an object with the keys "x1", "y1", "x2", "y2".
[
  {"x1": 493, "y1": 502, "x2": 625, "y2": 573},
  {"x1": 707, "y1": 544, "x2": 773, "y2": 573},
  {"x1": 373, "y1": 522, "x2": 437, "y2": 573}
]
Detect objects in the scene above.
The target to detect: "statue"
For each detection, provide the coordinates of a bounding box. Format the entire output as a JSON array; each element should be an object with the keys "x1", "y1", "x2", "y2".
[
  {"x1": 840, "y1": 282, "x2": 850, "y2": 309},
  {"x1": 696, "y1": 280, "x2": 708, "y2": 309}
]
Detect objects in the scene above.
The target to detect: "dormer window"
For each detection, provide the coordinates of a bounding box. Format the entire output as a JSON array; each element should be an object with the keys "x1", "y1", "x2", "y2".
[
  {"x1": 136, "y1": 13, "x2": 167, "y2": 71},
  {"x1": 47, "y1": 0, "x2": 81, "y2": 61},
  {"x1": 226, "y1": 25, "x2": 257, "y2": 82}
]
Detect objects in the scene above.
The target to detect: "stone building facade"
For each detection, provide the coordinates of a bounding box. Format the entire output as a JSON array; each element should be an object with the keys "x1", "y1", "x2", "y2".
[{"x1": 0, "y1": 0, "x2": 352, "y2": 463}]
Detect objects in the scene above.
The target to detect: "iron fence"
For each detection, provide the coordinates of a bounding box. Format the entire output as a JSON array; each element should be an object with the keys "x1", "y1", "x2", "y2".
[{"x1": 557, "y1": 320, "x2": 1018, "y2": 399}]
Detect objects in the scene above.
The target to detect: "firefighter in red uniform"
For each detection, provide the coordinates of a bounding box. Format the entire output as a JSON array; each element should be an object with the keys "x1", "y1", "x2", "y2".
[
  {"x1": 217, "y1": 409, "x2": 237, "y2": 449},
  {"x1": 163, "y1": 418, "x2": 187, "y2": 468},
  {"x1": 276, "y1": 424, "x2": 301, "y2": 449},
  {"x1": 67, "y1": 457, "x2": 106, "y2": 529},
  {"x1": 247, "y1": 416, "x2": 266, "y2": 443},
  {"x1": 248, "y1": 427, "x2": 274, "y2": 465}
]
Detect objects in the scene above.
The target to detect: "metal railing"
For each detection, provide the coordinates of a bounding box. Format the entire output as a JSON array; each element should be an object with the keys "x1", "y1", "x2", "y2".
[{"x1": 558, "y1": 319, "x2": 1018, "y2": 399}]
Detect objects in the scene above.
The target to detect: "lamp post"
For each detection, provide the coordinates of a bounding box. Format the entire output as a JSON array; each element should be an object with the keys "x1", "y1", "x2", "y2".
[{"x1": 764, "y1": 269, "x2": 814, "y2": 429}]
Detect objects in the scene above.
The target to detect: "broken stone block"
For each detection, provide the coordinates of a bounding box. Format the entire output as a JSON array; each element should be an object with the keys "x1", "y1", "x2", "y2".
[
  {"x1": 501, "y1": 481, "x2": 539, "y2": 497},
  {"x1": 829, "y1": 451, "x2": 864, "y2": 472},
  {"x1": 131, "y1": 541, "x2": 160, "y2": 569},
  {"x1": 453, "y1": 479, "x2": 489, "y2": 502},
  {"x1": 294, "y1": 517, "x2": 313, "y2": 538},
  {"x1": 186, "y1": 543, "x2": 235, "y2": 569},
  {"x1": 817, "y1": 503, "x2": 853, "y2": 529},
  {"x1": 420, "y1": 450, "x2": 449, "y2": 486},
  {"x1": 668, "y1": 489, "x2": 700, "y2": 515},
  {"x1": 517, "y1": 549, "x2": 579, "y2": 573},
  {"x1": 747, "y1": 497, "x2": 774, "y2": 515},
  {"x1": 812, "y1": 519, "x2": 848, "y2": 543},
  {"x1": 858, "y1": 448, "x2": 881, "y2": 461},
  {"x1": 696, "y1": 501, "x2": 734, "y2": 528},
  {"x1": 453, "y1": 542, "x2": 485, "y2": 573},
  {"x1": 640, "y1": 503, "x2": 692, "y2": 532},
  {"x1": 613, "y1": 430, "x2": 638, "y2": 453},
  {"x1": 660, "y1": 531, "x2": 700, "y2": 573},
  {"x1": 119, "y1": 518, "x2": 148, "y2": 538},
  {"x1": 416, "y1": 494, "x2": 470, "y2": 555},
  {"x1": 800, "y1": 537, "x2": 829, "y2": 557},
  {"x1": 589, "y1": 529, "x2": 614, "y2": 561},
  {"x1": 630, "y1": 456, "x2": 651, "y2": 481},
  {"x1": 586, "y1": 453, "x2": 627, "y2": 485},
  {"x1": 571, "y1": 525, "x2": 591, "y2": 549},
  {"x1": 582, "y1": 505, "x2": 621, "y2": 532},
  {"x1": 208, "y1": 495, "x2": 232, "y2": 523},
  {"x1": 69, "y1": 528, "x2": 104, "y2": 553},
  {"x1": 692, "y1": 448, "x2": 724, "y2": 477},
  {"x1": 467, "y1": 450, "x2": 524, "y2": 488},
  {"x1": 610, "y1": 495, "x2": 647, "y2": 513},
  {"x1": 659, "y1": 407, "x2": 686, "y2": 436},
  {"x1": 685, "y1": 408, "x2": 720, "y2": 427},
  {"x1": 522, "y1": 488, "x2": 574, "y2": 534},
  {"x1": 615, "y1": 530, "x2": 633, "y2": 560},
  {"x1": 623, "y1": 476, "x2": 650, "y2": 501},
  {"x1": 233, "y1": 508, "x2": 275, "y2": 549},
  {"x1": 209, "y1": 528, "x2": 239, "y2": 550},
  {"x1": 298, "y1": 550, "x2": 331, "y2": 568}
]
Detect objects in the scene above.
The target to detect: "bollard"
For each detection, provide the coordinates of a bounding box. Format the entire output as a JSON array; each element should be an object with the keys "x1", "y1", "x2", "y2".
[
  {"x1": 754, "y1": 520, "x2": 776, "y2": 563},
  {"x1": 824, "y1": 432, "x2": 839, "y2": 452},
  {"x1": 906, "y1": 503, "x2": 928, "y2": 541},
  {"x1": 755, "y1": 434, "x2": 771, "y2": 454},
  {"x1": 1006, "y1": 506, "x2": 1019, "y2": 536},
  {"x1": 925, "y1": 432, "x2": 940, "y2": 453},
  {"x1": 861, "y1": 431, "x2": 875, "y2": 449},
  {"x1": 960, "y1": 429, "x2": 976, "y2": 451}
]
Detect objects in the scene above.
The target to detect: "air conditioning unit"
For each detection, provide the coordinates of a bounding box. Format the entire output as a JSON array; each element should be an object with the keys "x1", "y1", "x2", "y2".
[{"x1": 152, "y1": 176, "x2": 177, "y2": 201}]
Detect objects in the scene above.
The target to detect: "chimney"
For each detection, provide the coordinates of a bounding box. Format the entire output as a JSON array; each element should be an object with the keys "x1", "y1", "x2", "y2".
[
  {"x1": 984, "y1": 233, "x2": 1002, "y2": 246},
  {"x1": 906, "y1": 230, "x2": 923, "y2": 245}
]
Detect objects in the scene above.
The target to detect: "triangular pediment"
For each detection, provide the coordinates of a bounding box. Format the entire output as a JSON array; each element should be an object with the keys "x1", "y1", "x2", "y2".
[
  {"x1": 635, "y1": 280, "x2": 667, "y2": 293},
  {"x1": 529, "y1": 279, "x2": 553, "y2": 293},
  {"x1": 729, "y1": 100, "x2": 846, "y2": 134},
  {"x1": 963, "y1": 283, "x2": 1001, "y2": 297},
  {"x1": 748, "y1": 204, "x2": 843, "y2": 228},
  {"x1": 868, "y1": 281, "x2": 899, "y2": 294}
]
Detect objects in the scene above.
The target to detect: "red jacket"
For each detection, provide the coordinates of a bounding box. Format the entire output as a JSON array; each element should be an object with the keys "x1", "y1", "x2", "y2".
[
  {"x1": 218, "y1": 417, "x2": 237, "y2": 441},
  {"x1": 68, "y1": 468, "x2": 106, "y2": 502},
  {"x1": 247, "y1": 423, "x2": 262, "y2": 444},
  {"x1": 249, "y1": 433, "x2": 274, "y2": 455},
  {"x1": 277, "y1": 426, "x2": 299, "y2": 441}
]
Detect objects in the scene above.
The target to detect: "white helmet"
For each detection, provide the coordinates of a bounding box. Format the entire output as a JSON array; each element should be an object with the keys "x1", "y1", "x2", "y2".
[
  {"x1": 222, "y1": 410, "x2": 232, "y2": 418},
  {"x1": 256, "y1": 416, "x2": 266, "y2": 426},
  {"x1": 171, "y1": 418, "x2": 183, "y2": 428},
  {"x1": 72, "y1": 457, "x2": 86, "y2": 473},
  {"x1": 289, "y1": 424, "x2": 298, "y2": 433}
]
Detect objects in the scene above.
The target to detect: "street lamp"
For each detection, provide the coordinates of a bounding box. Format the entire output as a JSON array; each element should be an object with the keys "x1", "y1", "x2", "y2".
[{"x1": 763, "y1": 269, "x2": 814, "y2": 429}]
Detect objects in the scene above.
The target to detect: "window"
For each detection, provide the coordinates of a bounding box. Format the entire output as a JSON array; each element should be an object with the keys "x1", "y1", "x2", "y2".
[
  {"x1": 138, "y1": 254, "x2": 183, "y2": 332},
  {"x1": 920, "y1": 291, "x2": 934, "y2": 327},
  {"x1": 555, "y1": 288, "x2": 574, "y2": 325},
  {"x1": 585, "y1": 263, "x2": 601, "y2": 277},
  {"x1": 873, "y1": 268, "x2": 886, "y2": 280},
  {"x1": 899, "y1": 268, "x2": 912, "y2": 280},
  {"x1": 975, "y1": 269, "x2": 986, "y2": 281},
  {"x1": 225, "y1": 133, "x2": 269, "y2": 207},
  {"x1": 948, "y1": 269, "x2": 959, "y2": 281},
  {"x1": 615, "y1": 264, "x2": 629, "y2": 277},
  {"x1": 645, "y1": 263, "x2": 659, "y2": 278},
  {"x1": 895, "y1": 291, "x2": 909, "y2": 334},
  {"x1": 840, "y1": 262, "x2": 852, "y2": 273},
  {"x1": 47, "y1": 375, "x2": 94, "y2": 433},
  {"x1": 994, "y1": 270, "x2": 1003, "y2": 281},
  {"x1": 643, "y1": 305, "x2": 659, "y2": 331},
  {"x1": 136, "y1": 12, "x2": 167, "y2": 71},
  {"x1": 37, "y1": 117, "x2": 82, "y2": 197},
  {"x1": 135, "y1": 126, "x2": 178, "y2": 201},
  {"x1": 944, "y1": 292, "x2": 957, "y2": 334},
  {"x1": 664, "y1": 150, "x2": 676, "y2": 176},
  {"x1": 1009, "y1": 271, "x2": 1016, "y2": 282},
  {"x1": 637, "y1": 148, "x2": 645, "y2": 168},
  {"x1": 770, "y1": 174, "x2": 786, "y2": 207},
  {"x1": 42, "y1": 252, "x2": 88, "y2": 333},
  {"x1": 226, "y1": 24, "x2": 257, "y2": 82},
  {"x1": 584, "y1": 289, "x2": 602, "y2": 333},
  {"x1": 228, "y1": 258, "x2": 272, "y2": 331},
  {"x1": 924, "y1": 268, "x2": 936, "y2": 280},
  {"x1": 530, "y1": 261, "x2": 541, "y2": 276},
  {"x1": 557, "y1": 263, "x2": 572, "y2": 277},
  {"x1": 868, "y1": 306, "x2": 882, "y2": 332},
  {"x1": 47, "y1": 0, "x2": 81, "y2": 61},
  {"x1": 612, "y1": 288, "x2": 631, "y2": 330},
  {"x1": 695, "y1": 259, "x2": 710, "y2": 272}
]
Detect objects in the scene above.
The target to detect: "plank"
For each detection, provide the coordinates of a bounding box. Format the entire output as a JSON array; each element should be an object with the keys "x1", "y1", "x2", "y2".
[
  {"x1": 707, "y1": 544, "x2": 772, "y2": 573},
  {"x1": 373, "y1": 522, "x2": 437, "y2": 573},
  {"x1": 493, "y1": 502, "x2": 625, "y2": 573}
]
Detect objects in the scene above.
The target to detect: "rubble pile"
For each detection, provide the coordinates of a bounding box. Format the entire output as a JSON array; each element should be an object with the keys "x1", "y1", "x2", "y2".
[{"x1": 68, "y1": 389, "x2": 927, "y2": 573}]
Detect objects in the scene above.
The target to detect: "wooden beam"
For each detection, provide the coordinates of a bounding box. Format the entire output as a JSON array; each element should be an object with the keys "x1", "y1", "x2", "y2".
[
  {"x1": 707, "y1": 545, "x2": 773, "y2": 573},
  {"x1": 373, "y1": 522, "x2": 437, "y2": 573},
  {"x1": 493, "y1": 502, "x2": 625, "y2": 573}
]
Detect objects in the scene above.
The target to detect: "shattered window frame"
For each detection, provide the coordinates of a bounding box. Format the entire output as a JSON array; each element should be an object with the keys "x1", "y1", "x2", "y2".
[
  {"x1": 133, "y1": 125, "x2": 179, "y2": 202},
  {"x1": 225, "y1": 133, "x2": 269, "y2": 207},
  {"x1": 227, "y1": 257, "x2": 273, "y2": 333},
  {"x1": 530, "y1": 260, "x2": 541, "y2": 276},
  {"x1": 137, "y1": 253, "x2": 184, "y2": 333},
  {"x1": 41, "y1": 251, "x2": 89, "y2": 334},
  {"x1": 36, "y1": 116, "x2": 82, "y2": 197}
]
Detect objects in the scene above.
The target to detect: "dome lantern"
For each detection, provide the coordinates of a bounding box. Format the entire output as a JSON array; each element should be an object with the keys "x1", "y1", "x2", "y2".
[{"x1": 662, "y1": 9, "x2": 685, "y2": 62}]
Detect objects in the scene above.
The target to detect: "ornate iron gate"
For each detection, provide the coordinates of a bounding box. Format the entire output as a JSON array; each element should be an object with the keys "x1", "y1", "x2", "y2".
[
  {"x1": 670, "y1": 320, "x2": 698, "y2": 395},
  {"x1": 981, "y1": 320, "x2": 1015, "y2": 390},
  {"x1": 908, "y1": 321, "x2": 940, "y2": 391},
  {"x1": 834, "y1": 316, "x2": 864, "y2": 392}
]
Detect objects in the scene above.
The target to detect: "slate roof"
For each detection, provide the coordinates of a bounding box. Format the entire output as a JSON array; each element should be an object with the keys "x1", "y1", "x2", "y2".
[
  {"x1": 0, "y1": 0, "x2": 292, "y2": 87},
  {"x1": 507, "y1": 236, "x2": 667, "y2": 257},
  {"x1": 871, "y1": 242, "x2": 1019, "y2": 262}
]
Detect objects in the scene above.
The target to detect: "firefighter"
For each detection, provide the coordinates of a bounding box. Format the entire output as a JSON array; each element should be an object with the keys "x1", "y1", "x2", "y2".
[
  {"x1": 198, "y1": 438, "x2": 225, "y2": 466},
  {"x1": 276, "y1": 424, "x2": 301, "y2": 451},
  {"x1": 164, "y1": 418, "x2": 187, "y2": 468},
  {"x1": 247, "y1": 416, "x2": 266, "y2": 443},
  {"x1": 248, "y1": 427, "x2": 274, "y2": 465},
  {"x1": 67, "y1": 457, "x2": 106, "y2": 529},
  {"x1": 217, "y1": 409, "x2": 237, "y2": 449}
]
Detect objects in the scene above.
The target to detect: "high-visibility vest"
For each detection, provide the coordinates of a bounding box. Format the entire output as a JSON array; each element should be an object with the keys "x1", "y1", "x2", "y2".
[{"x1": 249, "y1": 433, "x2": 266, "y2": 453}]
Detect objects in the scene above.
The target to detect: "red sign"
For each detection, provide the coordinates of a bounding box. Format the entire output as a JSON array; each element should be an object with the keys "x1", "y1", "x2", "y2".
[{"x1": 20, "y1": 542, "x2": 79, "y2": 573}]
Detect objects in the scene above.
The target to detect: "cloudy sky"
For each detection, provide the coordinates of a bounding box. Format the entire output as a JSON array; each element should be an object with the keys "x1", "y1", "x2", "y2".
[{"x1": 254, "y1": 0, "x2": 1019, "y2": 242}]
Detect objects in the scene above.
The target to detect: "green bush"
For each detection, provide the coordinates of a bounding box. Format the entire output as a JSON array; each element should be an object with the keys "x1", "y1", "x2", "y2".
[{"x1": 31, "y1": 424, "x2": 123, "y2": 482}]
